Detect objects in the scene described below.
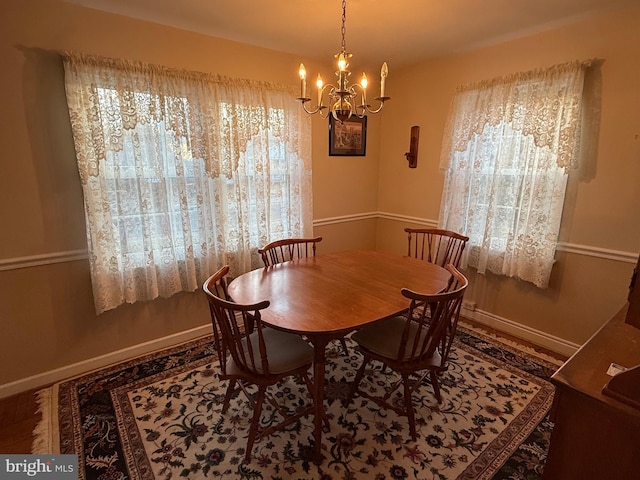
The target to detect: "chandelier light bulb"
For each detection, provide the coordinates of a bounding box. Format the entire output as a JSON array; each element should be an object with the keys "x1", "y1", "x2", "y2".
[
  {"x1": 316, "y1": 74, "x2": 323, "y2": 104},
  {"x1": 298, "y1": 63, "x2": 307, "y2": 99},
  {"x1": 338, "y1": 53, "x2": 347, "y2": 72},
  {"x1": 380, "y1": 62, "x2": 388, "y2": 98},
  {"x1": 360, "y1": 73, "x2": 368, "y2": 89}
]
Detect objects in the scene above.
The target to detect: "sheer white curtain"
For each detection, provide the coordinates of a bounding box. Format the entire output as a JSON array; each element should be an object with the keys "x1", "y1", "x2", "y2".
[
  {"x1": 63, "y1": 53, "x2": 312, "y2": 313},
  {"x1": 439, "y1": 61, "x2": 586, "y2": 288}
]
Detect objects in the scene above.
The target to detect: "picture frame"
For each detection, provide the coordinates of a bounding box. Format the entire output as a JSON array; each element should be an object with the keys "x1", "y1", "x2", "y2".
[{"x1": 328, "y1": 115, "x2": 367, "y2": 156}]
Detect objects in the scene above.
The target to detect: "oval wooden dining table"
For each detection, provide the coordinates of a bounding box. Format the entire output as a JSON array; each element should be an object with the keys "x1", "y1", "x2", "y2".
[{"x1": 227, "y1": 249, "x2": 451, "y2": 464}]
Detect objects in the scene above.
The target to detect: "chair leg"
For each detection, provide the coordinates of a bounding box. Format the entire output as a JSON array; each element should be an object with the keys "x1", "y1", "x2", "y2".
[
  {"x1": 244, "y1": 386, "x2": 266, "y2": 463},
  {"x1": 430, "y1": 370, "x2": 442, "y2": 403},
  {"x1": 222, "y1": 378, "x2": 237, "y2": 413},
  {"x1": 345, "y1": 358, "x2": 369, "y2": 406},
  {"x1": 402, "y1": 373, "x2": 417, "y2": 441}
]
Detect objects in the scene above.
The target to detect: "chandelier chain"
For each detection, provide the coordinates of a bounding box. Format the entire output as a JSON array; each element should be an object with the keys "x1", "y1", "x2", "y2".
[{"x1": 341, "y1": 0, "x2": 347, "y2": 53}]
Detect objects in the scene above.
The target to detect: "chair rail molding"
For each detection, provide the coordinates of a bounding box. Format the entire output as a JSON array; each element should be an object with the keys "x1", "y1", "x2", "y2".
[
  {"x1": 555, "y1": 242, "x2": 637, "y2": 263},
  {"x1": 0, "y1": 217, "x2": 637, "y2": 273},
  {"x1": 312, "y1": 211, "x2": 379, "y2": 227},
  {"x1": 0, "y1": 249, "x2": 88, "y2": 272},
  {"x1": 314, "y1": 212, "x2": 638, "y2": 264}
]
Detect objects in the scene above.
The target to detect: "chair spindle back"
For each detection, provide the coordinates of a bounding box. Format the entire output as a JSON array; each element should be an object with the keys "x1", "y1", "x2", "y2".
[
  {"x1": 259, "y1": 237, "x2": 323, "y2": 267},
  {"x1": 405, "y1": 228, "x2": 469, "y2": 268}
]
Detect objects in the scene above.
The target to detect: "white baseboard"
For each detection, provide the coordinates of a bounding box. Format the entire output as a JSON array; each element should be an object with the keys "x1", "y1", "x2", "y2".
[
  {"x1": 0, "y1": 324, "x2": 212, "y2": 400},
  {"x1": 462, "y1": 306, "x2": 580, "y2": 358},
  {"x1": 1, "y1": 309, "x2": 579, "y2": 399}
]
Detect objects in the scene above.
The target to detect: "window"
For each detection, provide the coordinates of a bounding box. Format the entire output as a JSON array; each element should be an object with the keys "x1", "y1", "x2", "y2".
[
  {"x1": 439, "y1": 62, "x2": 587, "y2": 287},
  {"x1": 64, "y1": 54, "x2": 312, "y2": 313}
]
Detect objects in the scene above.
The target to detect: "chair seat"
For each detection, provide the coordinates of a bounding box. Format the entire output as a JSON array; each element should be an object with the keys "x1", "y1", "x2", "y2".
[
  {"x1": 352, "y1": 316, "x2": 441, "y2": 365},
  {"x1": 227, "y1": 328, "x2": 314, "y2": 376}
]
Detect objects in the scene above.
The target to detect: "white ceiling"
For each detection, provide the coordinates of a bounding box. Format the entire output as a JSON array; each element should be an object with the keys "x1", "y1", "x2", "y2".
[{"x1": 65, "y1": 0, "x2": 639, "y2": 69}]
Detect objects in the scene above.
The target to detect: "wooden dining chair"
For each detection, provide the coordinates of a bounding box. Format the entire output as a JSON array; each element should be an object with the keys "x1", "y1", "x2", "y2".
[
  {"x1": 405, "y1": 228, "x2": 469, "y2": 268},
  {"x1": 203, "y1": 266, "x2": 317, "y2": 462},
  {"x1": 258, "y1": 236, "x2": 323, "y2": 266},
  {"x1": 258, "y1": 236, "x2": 349, "y2": 355},
  {"x1": 345, "y1": 264, "x2": 468, "y2": 440}
]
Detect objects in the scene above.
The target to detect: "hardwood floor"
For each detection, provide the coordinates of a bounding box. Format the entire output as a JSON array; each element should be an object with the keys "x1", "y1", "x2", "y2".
[
  {"x1": 0, "y1": 321, "x2": 566, "y2": 455},
  {"x1": 0, "y1": 388, "x2": 40, "y2": 453}
]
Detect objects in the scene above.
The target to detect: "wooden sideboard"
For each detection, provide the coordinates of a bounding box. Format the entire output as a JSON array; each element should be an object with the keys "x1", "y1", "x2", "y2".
[{"x1": 542, "y1": 304, "x2": 640, "y2": 479}]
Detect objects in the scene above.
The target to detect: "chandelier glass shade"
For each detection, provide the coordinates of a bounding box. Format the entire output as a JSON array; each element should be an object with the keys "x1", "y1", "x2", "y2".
[{"x1": 296, "y1": 0, "x2": 390, "y2": 121}]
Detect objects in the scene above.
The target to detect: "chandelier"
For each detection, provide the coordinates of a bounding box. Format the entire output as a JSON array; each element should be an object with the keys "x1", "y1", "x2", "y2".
[{"x1": 296, "y1": 0, "x2": 390, "y2": 122}]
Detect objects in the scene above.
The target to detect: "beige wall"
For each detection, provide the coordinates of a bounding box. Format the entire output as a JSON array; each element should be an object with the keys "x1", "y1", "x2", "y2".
[
  {"x1": 0, "y1": 0, "x2": 381, "y2": 388},
  {"x1": 377, "y1": 4, "x2": 640, "y2": 345},
  {"x1": 1, "y1": 0, "x2": 639, "y2": 391}
]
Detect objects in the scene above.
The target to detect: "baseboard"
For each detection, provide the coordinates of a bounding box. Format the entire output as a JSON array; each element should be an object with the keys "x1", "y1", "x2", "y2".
[
  {"x1": 462, "y1": 306, "x2": 580, "y2": 358},
  {"x1": 0, "y1": 308, "x2": 581, "y2": 400},
  {"x1": 0, "y1": 324, "x2": 212, "y2": 400}
]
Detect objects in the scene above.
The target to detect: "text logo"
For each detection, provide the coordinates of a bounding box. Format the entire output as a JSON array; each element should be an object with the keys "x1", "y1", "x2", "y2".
[{"x1": 1, "y1": 455, "x2": 78, "y2": 480}]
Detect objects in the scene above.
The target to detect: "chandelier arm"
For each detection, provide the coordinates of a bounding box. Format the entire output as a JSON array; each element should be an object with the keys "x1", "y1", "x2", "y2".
[
  {"x1": 318, "y1": 84, "x2": 335, "y2": 110},
  {"x1": 299, "y1": 83, "x2": 338, "y2": 114},
  {"x1": 359, "y1": 101, "x2": 387, "y2": 115},
  {"x1": 301, "y1": 101, "x2": 327, "y2": 115}
]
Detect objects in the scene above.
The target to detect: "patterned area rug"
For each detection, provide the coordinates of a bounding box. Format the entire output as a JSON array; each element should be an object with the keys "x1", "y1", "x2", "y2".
[{"x1": 34, "y1": 324, "x2": 561, "y2": 480}]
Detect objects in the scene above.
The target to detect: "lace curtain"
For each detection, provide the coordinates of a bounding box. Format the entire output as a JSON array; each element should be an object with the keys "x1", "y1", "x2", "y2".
[
  {"x1": 63, "y1": 53, "x2": 312, "y2": 313},
  {"x1": 439, "y1": 61, "x2": 586, "y2": 288}
]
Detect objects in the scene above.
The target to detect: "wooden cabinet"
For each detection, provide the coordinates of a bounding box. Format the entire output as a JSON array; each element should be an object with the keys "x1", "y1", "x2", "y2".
[{"x1": 542, "y1": 305, "x2": 640, "y2": 479}]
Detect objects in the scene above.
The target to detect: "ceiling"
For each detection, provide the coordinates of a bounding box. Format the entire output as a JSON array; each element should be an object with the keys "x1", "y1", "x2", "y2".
[{"x1": 65, "y1": 0, "x2": 638, "y2": 69}]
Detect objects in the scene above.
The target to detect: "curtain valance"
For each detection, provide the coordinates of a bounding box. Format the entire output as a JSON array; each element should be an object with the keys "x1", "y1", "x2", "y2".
[
  {"x1": 440, "y1": 60, "x2": 588, "y2": 173},
  {"x1": 64, "y1": 53, "x2": 306, "y2": 183}
]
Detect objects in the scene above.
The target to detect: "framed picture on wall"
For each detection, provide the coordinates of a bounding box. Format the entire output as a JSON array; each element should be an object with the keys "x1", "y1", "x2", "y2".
[{"x1": 328, "y1": 115, "x2": 367, "y2": 156}]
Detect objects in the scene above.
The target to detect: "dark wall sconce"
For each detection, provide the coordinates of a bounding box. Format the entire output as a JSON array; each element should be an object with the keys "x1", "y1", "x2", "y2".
[{"x1": 404, "y1": 125, "x2": 419, "y2": 168}]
